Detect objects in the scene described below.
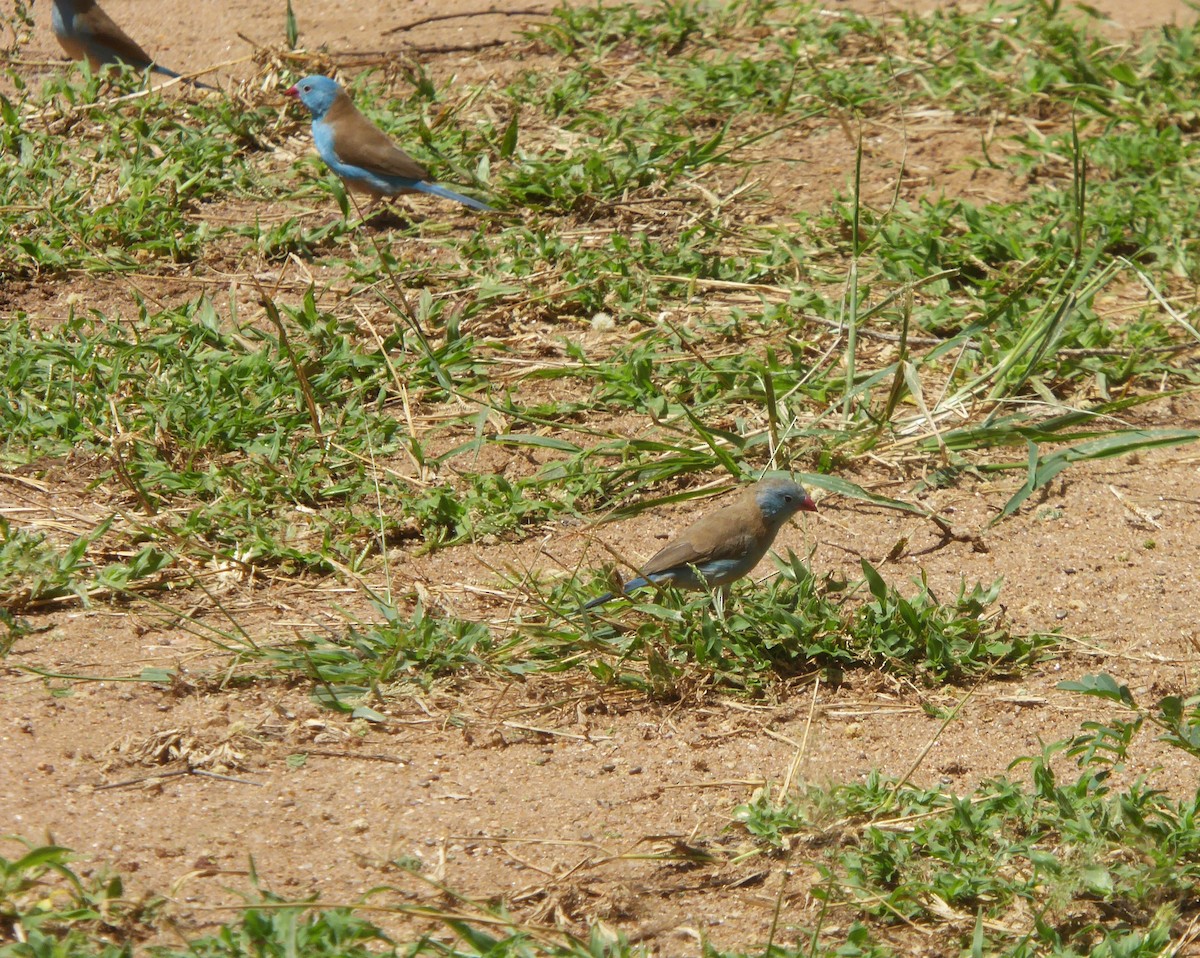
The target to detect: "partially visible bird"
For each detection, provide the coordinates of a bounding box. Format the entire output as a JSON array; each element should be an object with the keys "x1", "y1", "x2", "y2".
[
  {"x1": 583, "y1": 478, "x2": 817, "y2": 610},
  {"x1": 50, "y1": 0, "x2": 215, "y2": 89},
  {"x1": 285, "y1": 75, "x2": 493, "y2": 213}
]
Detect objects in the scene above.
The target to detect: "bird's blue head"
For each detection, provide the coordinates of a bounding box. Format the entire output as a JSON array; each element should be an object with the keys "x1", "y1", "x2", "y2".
[
  {"x1": 285, "y1": 75, "x2": 342, "y2": 119},
  {"x1": 755, "y1": 478, "x2": 817, "y2": 524}
]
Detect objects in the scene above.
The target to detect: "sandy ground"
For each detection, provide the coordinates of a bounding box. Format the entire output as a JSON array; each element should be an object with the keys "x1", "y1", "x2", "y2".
[{"x1": 3, "y1": 0, "x2": 1200, "y2": 952}]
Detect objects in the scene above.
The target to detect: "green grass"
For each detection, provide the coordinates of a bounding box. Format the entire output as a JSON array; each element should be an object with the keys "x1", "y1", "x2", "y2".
[
  {"x1": 4, "y1": 0, "x2": 1200, "y2": 950},
  {"x1": 564, "y1": 554, "x2": 1056, "y2": 694},
  {"x1": 0, "y1": 840, "x2": 654, "y2": 958},
  {"x1": 5, "y1": 694, "x2": 1199, "y2": 956},
  {"x1": 223, "y1": 554, "x2": 1053, "y2": 708},
  {"x1": 729, "y1": 677, "x2": 1200, "y2": 956},
  {"x1": 0, "y1": 0, "x2": 1194, "y2": 656},
  {"x1": 1, "y1": 0, "x2": 1196, "y2": 673}
]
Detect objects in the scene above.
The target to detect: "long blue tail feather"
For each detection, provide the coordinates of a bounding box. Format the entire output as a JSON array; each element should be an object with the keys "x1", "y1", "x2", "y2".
[{"x1": 415, "y1": 181, "x2": 493, "y2": 211}]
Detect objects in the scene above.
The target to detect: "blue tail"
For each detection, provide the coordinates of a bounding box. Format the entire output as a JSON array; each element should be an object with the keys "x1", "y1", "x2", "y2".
[
  {"x1": 151, "y1": 63, "x2": 217, "y2": 90},
  {"x1": 580, "y1": 576, "x2": 652, "y2": 611},
  {"x1": 581, "y1": 591, "x2": 615, "y2": 611},
  {"x1": 416, "y1": 181, "x2": 494, "y2": 212}
]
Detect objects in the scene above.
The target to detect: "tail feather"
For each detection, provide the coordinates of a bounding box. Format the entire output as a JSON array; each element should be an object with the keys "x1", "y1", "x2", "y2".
[
  {"x1": 416, "y1": 181, "x2": 494, "y2": 212},
  {"x1": 151, "y1": 63, "x2": 217, "y2": 90},
  {"x1": 580, "y1": 575, "x2": 653, "y2": 613},
  {"x1": 581, "y1": 591, "x2": 615, "y2": 611}
]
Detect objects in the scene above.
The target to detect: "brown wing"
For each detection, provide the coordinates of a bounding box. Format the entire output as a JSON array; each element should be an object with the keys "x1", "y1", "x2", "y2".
[
  {"x1": 640, "y1": 489, "x2": 768, "y2": 576},
  {"x1": 641, "y1": 529, "x2": 761, "y2": 576},
  {"x1": 55, "y1": 31, "x2": 89, "y2": 62},
  {"x1": 324, "y1": 93, "x2": 430, "y2": 181},
  {"x1": 79, "y1": 0, "x2": 155, "y2": 69}
]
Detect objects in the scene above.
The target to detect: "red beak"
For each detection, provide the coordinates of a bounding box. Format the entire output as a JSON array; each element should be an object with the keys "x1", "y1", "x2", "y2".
[
  {"x1": 284, "y1": 85, "x2": 299, "y2": 98},
  {"x1": 801, "y1": 496, "x2": 817, "y2": 513}
]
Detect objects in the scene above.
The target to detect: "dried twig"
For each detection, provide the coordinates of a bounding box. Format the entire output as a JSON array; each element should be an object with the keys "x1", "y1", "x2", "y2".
[
  {"x1": 96, "y1": 767, "x2": 262, "y2": 789},
  {"x1": 384, "y1": 7, "x2": 554, "y2": 36}
]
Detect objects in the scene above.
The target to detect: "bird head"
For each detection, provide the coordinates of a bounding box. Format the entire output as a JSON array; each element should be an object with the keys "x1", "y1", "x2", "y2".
[
  {"x1": 755, "y1": 478, "x2": 817, "y2": 524},
  {"x1": 285, "y1": 74, "x2": 342, "y2": 119}
]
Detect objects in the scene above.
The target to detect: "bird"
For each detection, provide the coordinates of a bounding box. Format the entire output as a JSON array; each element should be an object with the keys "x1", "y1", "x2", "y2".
[
  {"x1": 582, "y1": 478, "x2": 817, "y2": 610},
  {"x1": 285, "y1": 75, "x2": 493, "y2": 213},
  {"x1": 50, "y1": 0, "x2": 215, "y2": 88}
]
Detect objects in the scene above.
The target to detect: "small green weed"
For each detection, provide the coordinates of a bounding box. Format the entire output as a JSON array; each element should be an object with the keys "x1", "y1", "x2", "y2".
[
  {"x1": 574, "y1": 554, "x2": 1053, "y2": 695},
  {"x1": 0, "y1": 516, "x2": 168, "y2": 614},
  {"x1": 269, "y1": 598, "x2": 494, "y2": 706},
  {"x1": 1060, "y1": 672, "x2": 1200, "y2": 763},
  {"x1": 734, "y1": 720, "x2": 1200, "y2": 955},
  {"x1": 0, "y1": 839, "x2": 143, "y2": 951},
  {"x1": 0, "y1": 840, "x2": 643, "y2": 958}
]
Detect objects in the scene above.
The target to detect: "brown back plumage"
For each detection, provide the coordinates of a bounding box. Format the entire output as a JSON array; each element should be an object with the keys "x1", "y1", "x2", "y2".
[
  {"x1": 323, "y1": 91, "x2": 430, "y2": 182},
  {"x1": 640, "y1": 486, "x2": 770, "y2": 577},
  {"x1": 60, "y1": 0, "x2": 155, "y2": 70}
]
